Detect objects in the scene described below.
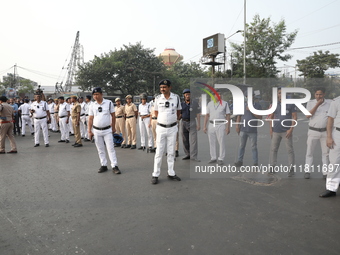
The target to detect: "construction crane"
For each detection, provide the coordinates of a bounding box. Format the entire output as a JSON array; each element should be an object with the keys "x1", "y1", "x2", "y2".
[{"x1": 56, "y1": 31, "x2": 84, "y2": 93}]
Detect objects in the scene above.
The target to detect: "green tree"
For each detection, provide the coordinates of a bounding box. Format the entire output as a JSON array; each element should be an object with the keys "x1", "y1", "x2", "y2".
[
  {"x1": 76, "y1": 42, "x2": 165, "y2": 96},
  {"x1": 296, "y1": 50, "x2": 340, "y2": 78},
  {"x1": 164, "y1": 61, "x2": 209, "y2": 95},
  {"x1": 17, "y1": 78, "x2": 35, "y2": 94},
  {"x1": 230, "y1": 14, "x2": 297, "y2": 78}
]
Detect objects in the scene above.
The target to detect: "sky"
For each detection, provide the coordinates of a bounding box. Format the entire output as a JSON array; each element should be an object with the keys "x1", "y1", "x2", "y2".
[{"x1": 1, "y1": 0, "x2": 340, "y2": 88}]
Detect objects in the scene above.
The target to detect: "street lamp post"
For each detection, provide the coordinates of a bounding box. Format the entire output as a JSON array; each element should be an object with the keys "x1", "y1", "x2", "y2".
[
  {"x1": 224, "y1": 30, "x2": 242, "y2": 72},
  {"x1": 243, "y1": 0, "x2": 247, "y2": 85}
]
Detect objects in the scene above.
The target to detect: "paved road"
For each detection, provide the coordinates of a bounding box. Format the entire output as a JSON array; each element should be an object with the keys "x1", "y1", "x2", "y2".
[{"x1": 1, "y1": 115, "x2": 340, "y2": 255}]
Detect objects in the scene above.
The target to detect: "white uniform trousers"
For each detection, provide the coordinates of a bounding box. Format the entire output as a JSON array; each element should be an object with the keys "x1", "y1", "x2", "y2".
[
  {"x1": 93, "y1": 128, "x2": 118, "y2": 168},
  {"x1": 326, "y1": 129, "x2": 340, "y2": 192},
  {"x1": 69, "y1": 119, "x2": 74, "y2": 134},
  {"x1": 21, "y1": 115, "x2": 33, "y2": 135},
  {"x1": 151, "y1": 119, "x2": 157, "y2": 147},
  {"x1": 305, "y1": 129, "x2": 329, "y2": 174},
  {"x1": 208, "y1": 123, "x2": 226, "y2": 161},
  {"x1": 139, "y1": 117, "x2": 153, "y2": 147},
  {"x1": 49, "y1": 113, "x2": 58, "y2": 131},
  {"x1": 59, "y1": 117, "x2": 70, "y2": 141},
  {"x1": 84, "y1": 116, "x2": 89, "y2": 139},
  {"x1": 34, "y1": 118, "x2": 49, "y2": 145},
  {"x1": 80, "y1": 115, "x2": 86, "y2": 138},
  {"x1": 152, "y1": 125, "x2": 177, "y2": 177}
]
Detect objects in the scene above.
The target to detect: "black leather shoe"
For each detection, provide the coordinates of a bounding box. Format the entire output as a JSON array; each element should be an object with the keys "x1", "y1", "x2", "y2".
[
  {"x1": 125, "y1": 144, "x2": 131, "y2": 149},
  {"x1": 7, "y1": 150, "x2": 18, "y2": 153},
  {"x1": 74, "y1": 143, "x2": 83, "y2": 147},
  {"x1": 34, "y1": 144, "x2": 40, "y2": 147},
  {"x1": 0, "y1": 151, "x2": 6, "y2": 154},
  {"x1": 121, "y1": 144, "x2": 126, "y2": 148},
  {"x1": 58, "y1": 140, "x2": 66, "y2": 143},
  {"x1": 84, "y1": 138, "x2": 91, "y2": 142},
  {"x1": 98, "y1": 166, "x2": 108, "y2": 173},
  {"x1": 131, "y1": 145, "x2": 136, "y2": 149},
  {"x1": 167, "y1": 175, "x2": 181, "y2": 181},
  {"x1": 138, "y1": 146, "x2": 145, "y2": 150},
  {"x1": 151, "y1": 177, "x2": 158, "y2": 184},
  {"x1": 112, "y1": 166, "x2": 121, "y2": 174},
  {"x1": 65, "y1": 140, "x2": 70, "y2": 143},
  {"x1": 182, "y1": 155, "x2": 190, "y2": 160},
  {"x1": 22, "y1": 135, "x2": 25, "y2": 137},
  {"x1": 319, "y1": 190, "x2": 336, "y2": 198},
  {"x1": 175, "y1": 150, "x2": 179, "y2": 157},
  {"x1": 45, "y1": 144, "x2": 49, "y2": 147}
]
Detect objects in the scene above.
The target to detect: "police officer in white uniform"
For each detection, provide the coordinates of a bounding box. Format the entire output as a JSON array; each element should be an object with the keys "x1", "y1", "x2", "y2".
[
  {"x1": 30, "y1": 94, "x2": 51, "y2": 147},
  {"x1": 79, "y1": 97, "x2": 87, "y2": 139},
  {"x1": 57, "y1": 97, "x2": 71, "y2": 143},
  {"x1": 151, "y1": 79, "x2": 182, "y2": 184},
  {"x1": 138, "y1": 94, "x2": 153, "y2": 151},
  {"x1": 84, "y1": 95, "x2": 92, "y2": 141},
  {"x1": 48, "y1": 98, "x2": 57, "y2": 132},
  {"x1": 304, "y1": 87, "x2": 331, "y2": 179},
  {"x1": 18, "y1": 99, "x2": 34, "y2": 136},
  {"x1": 320, "y1": 97, "x2": 340, "y2": 197},
  {"x1": 203, "y1": 91, "x2": 231, "y2": 165},
  {"x1": 88, "y1": 87, "x2": 121, "y2": 174}
]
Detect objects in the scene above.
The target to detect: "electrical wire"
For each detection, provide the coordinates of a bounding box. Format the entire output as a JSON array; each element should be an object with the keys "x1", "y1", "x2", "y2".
[{"x1": 287, "y1": 41, "x2": 340, "y2": 51}]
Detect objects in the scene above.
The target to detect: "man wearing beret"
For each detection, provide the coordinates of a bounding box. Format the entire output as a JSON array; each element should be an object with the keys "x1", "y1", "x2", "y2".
[
  {"x1": 124, "y1": 95, "x2": 138, "y2": 149},
  {"x1": 70, "y1": 96, "x2": 82, "y2": 147},
  {"x1": 114, "y1": 97, "x2": 127, "y2": 147},
  {"x1": 30, "y1": 93, "x2": 51, "y2": 147},
  {"x1": 151, "y1": 79, "x2": 182, "y2": 184},
  {"x1": 88, "y1": 87, "x2": 121, "y2": 174}
]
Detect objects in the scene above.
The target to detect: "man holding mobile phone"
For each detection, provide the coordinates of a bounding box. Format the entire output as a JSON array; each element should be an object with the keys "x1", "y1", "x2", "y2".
[{"x1": 304, "y1": 87, "x2": 332, "y2": 179}]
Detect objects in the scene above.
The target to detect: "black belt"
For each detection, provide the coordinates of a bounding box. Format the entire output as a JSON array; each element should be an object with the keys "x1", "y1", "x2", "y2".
[
  {"x1": 93, "y1": 125, "x2": 111, "y2": 130},
  {"x1": 182, "y1": 118, "x2": 190, "y2": 122},
  {"x1": 59, "y1": 116, "x2": 68, "y2": 118},
  {"x1": 309, "y1": 126, "x2": 326, "y2": 132},
  {"x1": 336, "y1": 127, "x2": 340, "y2": 132},
  {"x1": 35, "y1": 116, "x2": 46, "y2": 120},
  {"x1": 140, "y1": 115, "x2": 149, "y2": 117},
  {"x1": 116, "y1": 116, "x2": 124, "y2": 118},
  {"x1": 55, "y1": 112, "x2": 58, "y2": 113},
  {"x1": 152, "y1": 117, "x2": 157, "y2": 120},
  {"x1": 210, "y1": 120, "x2": 226, "y2": 124},
  {"x1": 85, "y1": 114, "x2": 89, "y2": 116},
  {"x1": 157, "y1": 122, "x2": 177, "y2": 128},
  {"x1": 22, "y1": 114, "x2": 29, "y2": 115},
  {"x1": 80, "y1": 114, "x2": 85, "y2": 116},
  {"x1": 126, "y1": 115, "x2": 135, "y2": 118}
]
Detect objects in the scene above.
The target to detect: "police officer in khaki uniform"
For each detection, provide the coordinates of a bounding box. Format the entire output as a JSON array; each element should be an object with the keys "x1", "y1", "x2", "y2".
[
  {"x1": 70, "y1": 96, "x2": 82, "y2": 147},
  {"x1": 114, "y1": 97, "x2": 127, "y2": 147},
  {"x1": 0, "y1": 96, "x2": 17, "y2": 153},
  {"x1": 124, "y1": 95, "x2": 138, "y2": 149}
]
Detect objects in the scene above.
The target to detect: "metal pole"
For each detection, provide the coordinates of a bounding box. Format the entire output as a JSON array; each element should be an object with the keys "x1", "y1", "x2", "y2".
[{"x1": 243, "y1": 0, "x2": 246, "y2": 84}]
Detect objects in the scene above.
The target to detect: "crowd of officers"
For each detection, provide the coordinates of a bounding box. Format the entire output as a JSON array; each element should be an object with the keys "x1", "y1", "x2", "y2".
[{"x1": 1, "y1": 81, "x2": 340, "y2": 197}]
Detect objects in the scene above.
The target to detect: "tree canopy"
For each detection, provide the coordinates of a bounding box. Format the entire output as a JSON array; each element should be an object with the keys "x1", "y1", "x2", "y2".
[
  {"x1": 230, "y1": 14, "x2": 297, "y2": 78},
  {"x1": 296, "y1": 50, "x2": 340, "y2": 78},
  {"x1": 76, "y1": 42, "x2": 208, "y2": 96}
]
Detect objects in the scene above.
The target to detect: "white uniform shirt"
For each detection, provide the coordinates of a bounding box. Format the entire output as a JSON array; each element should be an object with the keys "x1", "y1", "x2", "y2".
[
  {"x1": 89, "y1": 99, "x2": 114, "y2": 128},
  {"x1": 48, "y1": 102, "x2": 55, "y2": 114},
  {"x1": 85, "y1": 101, "x2": 92, "y2": 115},
  {"x1": 307, "y1": 99, "x2": 332, "y2": 128},
  {"x1": 80, "y1": 102, "x2": 86, "y2": 115},
  {"x1": 139, "y1": 103, "x2": 151, "y2": 115},
  {"x1": 30, "y1": 101, "x2": 49, "y2": 118},
  {"x1": 19, "y1": 103, "x2": 31, "y2": 115},
  {"x1": 206, "y1": 100, "x2": 230, "y2": 120},
  {"x1": 327, "y1": 98, "x2": 340, "y2": 128},
  {"x1": 59, "y1": 102, "x2": 70, "y2": 117},
  {"x1": 154, "y1": 92, "x2": 181, "y2": 125}
]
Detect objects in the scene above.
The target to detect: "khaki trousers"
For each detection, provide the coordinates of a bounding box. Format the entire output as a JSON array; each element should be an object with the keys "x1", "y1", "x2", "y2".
[
  {"x1": 125, "y1": 117, "x2": 136, "y2": 145},
  {"x1": 0, "y1": 123, "x2": 17, "y2": 152}
]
